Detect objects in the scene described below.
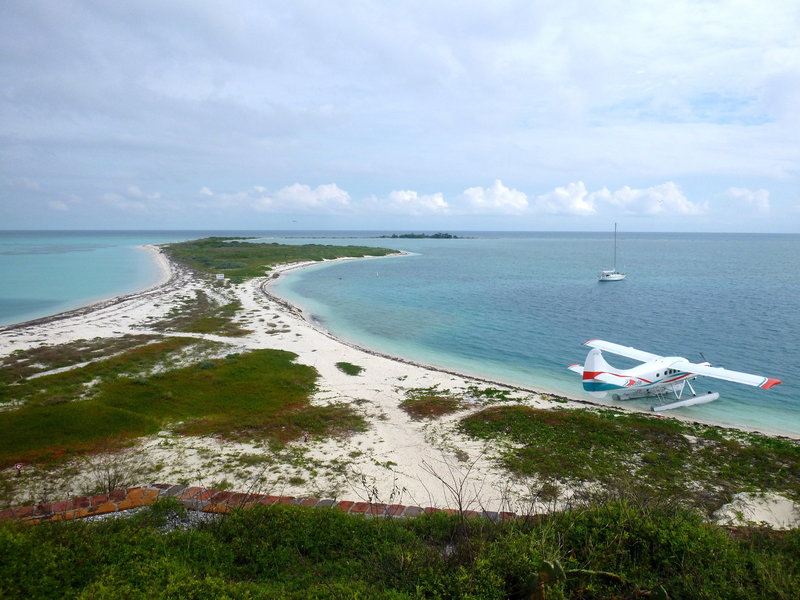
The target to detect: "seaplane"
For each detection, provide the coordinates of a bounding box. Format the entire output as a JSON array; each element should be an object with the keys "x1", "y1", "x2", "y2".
[{"x1": 568, "y1": 339, "x2": 782, "y2": 412}]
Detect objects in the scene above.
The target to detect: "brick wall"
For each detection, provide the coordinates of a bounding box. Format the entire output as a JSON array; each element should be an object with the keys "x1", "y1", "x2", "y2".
[{"x1": 0, "y1": 484, "x2": 520, "y2": 525}]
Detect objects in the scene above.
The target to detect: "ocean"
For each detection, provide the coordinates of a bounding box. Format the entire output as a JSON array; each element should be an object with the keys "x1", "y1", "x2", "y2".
[{"x1": 1, "y1": 230, "x2": 798, "y2": 437}]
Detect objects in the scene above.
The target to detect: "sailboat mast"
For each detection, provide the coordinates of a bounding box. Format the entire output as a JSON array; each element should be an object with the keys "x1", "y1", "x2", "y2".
[{"x1": 614, "y1": 222, "x2": 617, "y2": 270}]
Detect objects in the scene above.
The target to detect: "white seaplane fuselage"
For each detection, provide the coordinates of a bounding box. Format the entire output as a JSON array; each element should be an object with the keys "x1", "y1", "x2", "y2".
[
  {"x1": 596, "y1": 357, "x2": 697, "y2": 398},
  {"x1": 567, "y1": 339, "x2": 781, "y2": 412}
]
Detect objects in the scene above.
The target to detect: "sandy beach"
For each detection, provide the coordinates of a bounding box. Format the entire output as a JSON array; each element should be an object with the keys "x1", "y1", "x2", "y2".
[{"x1": 1, "y1": 245, "x2": 798, "y2": 528}]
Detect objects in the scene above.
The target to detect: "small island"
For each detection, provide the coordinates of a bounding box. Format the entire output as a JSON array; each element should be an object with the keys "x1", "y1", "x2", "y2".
[{"x1": 378, "y1": 232, "x2": 464, "y2": 239}]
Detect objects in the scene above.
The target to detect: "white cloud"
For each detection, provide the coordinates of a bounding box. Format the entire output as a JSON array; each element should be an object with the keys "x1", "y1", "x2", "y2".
[
  {"x1": 261, "y1": 183, "x2": 351, "y2": 212},
  {"x1": 601, "y1": 182, "x2": 707, "y2": 216},
  {"x1": 533, "y1": 181, "x2": 596, "y2": 216},
  {"x1": 383, "y1": 190, "x2": 449, "y2": 215},
  {"x1": 101, "y1": 184, "x2": 161, "y2": 213},
  {"x1": 126, "y1": 185, "x2": 160, "y2": 201},
  {"x1": 48, "y1": 200, "x2": 68, "y2": 212},
  {"x1": 2, "y1": 2, "x2": 798, "y2": 230},
  {"x1": 462, "y1": 180, "x2": 528, "y2": 215},
  {"x1": 727, "y1": 187, "x2": 770, "y2": 214},
  {"x1": 22, "y1": 178, "x2": 42, "y2": 192},
  {"x1": 102, "y1": 193, "x2": 147, "y2": 213}
]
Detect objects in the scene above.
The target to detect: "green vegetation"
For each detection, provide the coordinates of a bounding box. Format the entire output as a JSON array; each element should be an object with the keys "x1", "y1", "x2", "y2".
[
  {"x1": 1, "y1": 497, "x2": 798, "y2": 598},
  {"x1": 0, "y1": 342, "x2": 368, "y2": 466},
  {"x1": 400, "y1": 386, "x2": 524, "y2": 420},
  {"x1": 163, "y1": 237, "x2": 399, "y2": 282},
  {"x1": 460, "y1": 405, "x2": 800, "y2": 514},
  {"x1": 466, "y1": 385, "x2": 517, "y2": 402},
  {"x1": 379, "y1": 232, "x2": 463, "y2": 239},
  {"x1": 400, "y1": 386, "x2": 466, "y2": 420},
  {"x1": 335, "y1": 361, "x2": 364, "y2": 376},
  {"x1": 0, "y1": 337, "x2": 204, "y2": 410},
  {"x1": 152, "y1": 290, "x2": 251, "y2": 336},
  {"x1": 0, "y1": 335, "x2": 160, "y2": 383}
]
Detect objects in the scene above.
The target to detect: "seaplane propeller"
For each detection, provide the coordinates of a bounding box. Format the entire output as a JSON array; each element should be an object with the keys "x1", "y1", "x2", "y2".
[{"x1": 567, "y1": 339, "x2": 781, "y2": 412}]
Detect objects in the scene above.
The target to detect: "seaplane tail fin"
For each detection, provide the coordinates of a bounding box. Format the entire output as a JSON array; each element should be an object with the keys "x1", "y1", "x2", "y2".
[
  {"x1": 583, "y1": 339, "x2": 662, "y2": 363},
  {"x1": 671, "y1": 360, "x2": 782, "y2": 389},
  {"x1": 583, "y1": 347, "x2": 615, "y2": 376},
  {"x1": 567, "y1": 363, "x2": 583, "y2": 374},
  {"x1": 580, "y1": 348, "x2": 620, "y2": 397}
]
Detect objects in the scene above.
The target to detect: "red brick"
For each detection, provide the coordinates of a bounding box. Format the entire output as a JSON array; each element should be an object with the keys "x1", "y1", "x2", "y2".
[
  {"x1": 298, "y1": 497, "x2": 319, "y2": 508},
  {"x1": 386, "y1": 504, "x2": 406, "y2": 517},
  {"x1": 274, "y1": 496, "x2": 295, "y2": 505},
  {"x1": 0, "y1": 509, "x2": 17, "y2": 521},
  {"x1": 334, "y1": 501, "x2": 354, "y2": 512},
  {"x1": 72, "y1": 496, "x2": 92, "y2": 509},
  {"x1": 256, "y1": 495, "x2": 280, "y2": 505},
  {"x1": 178, "y1": 487, "x2": 206, "y2": 500},
  {"x1": 92, "y1": 502, "x2": 118, "y2": 516},
  {"x1": 350, "y1": 502, "x2": 371, "y2": 514},
  {"x1": 193, "y1": 489, "x2": 217, "y2": 502},
  {"x1": 209, "y1": 491, "x2": 235, "y2": 505},
  {"x1": 366, "y1": 503, "x2": 387, "y2": 516},
  {"x1": 90, "y1": 493, "x2": 110, "y2": 507},
  {"x1": 49, "y1": 500, "x2": 71, "y2": 514},
  {"x1": 118, "y1": 487, "x2": 159, "y2": 511},
  {"x1": 226, "y1": 492, "x2": 253, "y2": 506}
]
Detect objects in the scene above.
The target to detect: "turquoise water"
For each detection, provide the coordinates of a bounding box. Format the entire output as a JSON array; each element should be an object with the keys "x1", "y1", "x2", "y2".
[
  {"x1": 0, "y1": 231, "x2": 191, "y2": 325},
  {"x1": 1, "y1": 230, "x2": 798, "y2": 437},
  {"x1": 0, "y1": 230, "x2": 257, "y2": 325},
  {"x1": 268, "y1": 232, "x2": 800, "y2": 438}
]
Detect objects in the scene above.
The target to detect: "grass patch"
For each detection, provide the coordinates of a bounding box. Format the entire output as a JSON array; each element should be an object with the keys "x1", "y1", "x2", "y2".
[
  {"x1": 152, "y1": 290, "x2": 251, "y2": 336},
  {"x1": 335, "y1": 361, "x2": 363, "y2": 376},
  {"x1": 460, "y1": 405, "x2": 800, "y2": 513},
  {"x1": 466, "y1": 385, "x2": 516, "y2": 402},
  {"x1": 400, "y1": 386, "x2": 465, "y2": 420},
  {"x1": 0, "y1": 498, "x2": 797, "y2": 598},
  {"x1": 0, "y1": 335, "x2": 160, "y2": 383},
  {"x1": 0, "y1": 337, "x2": 207, "y2": 410},
  {"x1": 163, "y1": 237, "x2": 400, "y2": 282},
  {"x1": 0, "y1": 347, "x2": 336, "y2": 466}
]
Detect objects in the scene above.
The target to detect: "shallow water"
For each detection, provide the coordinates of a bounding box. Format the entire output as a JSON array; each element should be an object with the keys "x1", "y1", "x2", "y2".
[
  {"x1": 2, "y1": 230, "x2": 797, "y2": 437},
  {"x1": 269, "y1": 232, "x2": 800, "y2": 437}
]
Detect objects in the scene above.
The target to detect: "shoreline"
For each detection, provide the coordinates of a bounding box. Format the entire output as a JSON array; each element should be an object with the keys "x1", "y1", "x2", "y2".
[
  {"x1": 263, "y1": 258, "x2": 800, "y2": 442},
  {"x1": 2, "y1": 247, "x2": 797, "y2": 442},
  {"x1": 0, "y1": 244, "x2": 177, "y2": 334},
  {"x1": 1, "y1": 247, "x2": 799, "y2": 524}
]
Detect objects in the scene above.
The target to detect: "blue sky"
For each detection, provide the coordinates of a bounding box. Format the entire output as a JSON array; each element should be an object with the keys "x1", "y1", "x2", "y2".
[{"x1": 2, "y1": 1, "x2": 799, "y2": 232}]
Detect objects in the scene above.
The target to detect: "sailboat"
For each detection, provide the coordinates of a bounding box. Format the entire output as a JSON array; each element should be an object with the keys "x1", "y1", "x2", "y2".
[{"x1": 598, "y1": 223, "x2": 626, "y2": 281}]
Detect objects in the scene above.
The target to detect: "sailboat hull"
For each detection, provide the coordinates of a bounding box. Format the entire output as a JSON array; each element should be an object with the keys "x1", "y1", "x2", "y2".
[
  {"x1": 598, "y1": 223, "x2": 626, "y2": 281},
  {"x1": 599, "y1": 271, "x2": 626, "y2": 281}
]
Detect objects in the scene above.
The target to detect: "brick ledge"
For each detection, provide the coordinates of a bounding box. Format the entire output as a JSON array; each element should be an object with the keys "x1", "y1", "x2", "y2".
[{"x1": 0, "y1": 484, "x2": 519, "y2": 525}]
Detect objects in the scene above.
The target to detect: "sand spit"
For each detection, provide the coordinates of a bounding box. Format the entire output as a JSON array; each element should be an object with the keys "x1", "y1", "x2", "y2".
[{"x1": 1, "y1": 246, "x2": 798, "y2": 528}]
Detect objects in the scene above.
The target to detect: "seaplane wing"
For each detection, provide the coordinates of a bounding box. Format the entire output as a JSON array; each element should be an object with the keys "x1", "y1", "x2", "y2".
[
  {"x1": 583, "y1": 339, "x2": 662, "y2": 363},
  {"x1": 670, "y1": 360, "x2": 781, "y2": 389}
]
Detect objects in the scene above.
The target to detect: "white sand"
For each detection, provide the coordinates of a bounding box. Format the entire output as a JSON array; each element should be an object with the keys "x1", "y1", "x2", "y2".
[
  {"x1": 1, "y1": 246, "x2": 799, "y2": 527},
  {"x1": 715, "y1": 493, "x2": 800, "y2": 529}
]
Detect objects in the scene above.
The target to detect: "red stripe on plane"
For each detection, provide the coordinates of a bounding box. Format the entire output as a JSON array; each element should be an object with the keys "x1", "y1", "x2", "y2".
[{"x1": 760, "y1": 378, "x2": 782, "y2": 389}]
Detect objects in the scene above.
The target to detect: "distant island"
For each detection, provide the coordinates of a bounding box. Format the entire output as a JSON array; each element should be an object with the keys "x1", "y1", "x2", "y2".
[{"x1": 378, "y1": 232, "x2": 464, "y2": 239}]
